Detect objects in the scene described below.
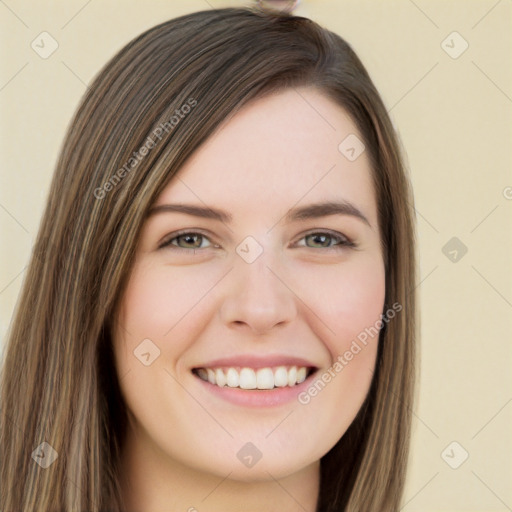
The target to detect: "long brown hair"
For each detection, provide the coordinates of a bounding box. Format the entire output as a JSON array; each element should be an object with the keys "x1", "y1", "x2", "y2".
[{"x1": 0, "y1": 6, "x2": 417, "y2": 511}]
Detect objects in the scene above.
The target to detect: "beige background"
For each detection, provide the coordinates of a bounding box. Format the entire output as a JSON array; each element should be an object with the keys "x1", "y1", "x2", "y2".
[{"x1": 1, "y1": 0, "x2": 511, "y2": 510}]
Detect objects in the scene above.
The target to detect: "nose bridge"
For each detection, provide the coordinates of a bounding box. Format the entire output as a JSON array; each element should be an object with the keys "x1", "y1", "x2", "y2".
[{"x1": 219, "y1": 236, "x2": 296, "y2": 332}]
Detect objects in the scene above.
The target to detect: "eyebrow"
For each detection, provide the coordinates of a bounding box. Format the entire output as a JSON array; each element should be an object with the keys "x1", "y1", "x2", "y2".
[{"x1": 147, "y1": 200, "x2": 371, "y2": 227}]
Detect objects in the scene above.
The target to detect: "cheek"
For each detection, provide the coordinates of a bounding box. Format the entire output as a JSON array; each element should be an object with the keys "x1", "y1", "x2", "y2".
[
  {"x1": 297, "y1": 253, "x2": 386, "y2": 358},
  {"x1": 333, "y1": 265, "x2": 384, "y2": 385},
  {"x1": 111, "y1": 262, "x2": 213, "y2": 427},
  {"x1": 294, "y1": 258, "x2": 384, "y2": 436},
  {"x1": 334, "y1": 262, "x2": 386, "y2": 345},
  {"x1": 115, "y1": 261, "x2": 212, "y2": 352},
  {"x1": 112, "y1": 264, "x2": 174, "y2": 383}
]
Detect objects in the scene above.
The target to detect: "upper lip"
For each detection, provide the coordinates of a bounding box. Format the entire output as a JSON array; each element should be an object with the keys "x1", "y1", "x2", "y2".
[{"x1": 192, "y1": 355, "x2": 319, "y2": 370}]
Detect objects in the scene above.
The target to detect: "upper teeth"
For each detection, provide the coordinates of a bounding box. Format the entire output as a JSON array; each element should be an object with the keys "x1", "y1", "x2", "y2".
[{"x1": 196, "y1": 366, "x2": 309, "y2": 389}]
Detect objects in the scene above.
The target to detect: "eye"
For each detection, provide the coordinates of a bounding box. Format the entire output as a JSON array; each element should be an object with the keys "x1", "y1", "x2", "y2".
[
  {"x1": 295, "y1": 230, "x2": 355, "y2": 251},
  {"x1": 158, "y1": 229, "x2": 356, "y2": 253},
  {"x1": 159, "y1": 230, "x2": 215, "y2": 251}
]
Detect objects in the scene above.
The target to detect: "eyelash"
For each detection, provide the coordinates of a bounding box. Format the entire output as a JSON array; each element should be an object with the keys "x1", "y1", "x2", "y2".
[{"x1": 158, "y1": 229, "x2": 356, "y2": 253}]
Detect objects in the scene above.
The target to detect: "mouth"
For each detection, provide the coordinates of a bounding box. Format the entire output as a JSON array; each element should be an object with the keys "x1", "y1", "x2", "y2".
[{"x1": 192, "y1": 365, "x2": 317, "y2": 390}]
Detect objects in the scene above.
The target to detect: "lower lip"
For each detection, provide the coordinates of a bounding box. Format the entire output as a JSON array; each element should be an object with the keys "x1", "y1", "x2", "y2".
[{"x1": 192, "y1": 371, "x2": 318, "y2": 408}]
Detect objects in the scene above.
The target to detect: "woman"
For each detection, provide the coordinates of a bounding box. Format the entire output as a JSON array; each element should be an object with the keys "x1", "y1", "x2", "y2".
[{"x1": 0, "y1": 6, "x2": 417, "y2": 511}]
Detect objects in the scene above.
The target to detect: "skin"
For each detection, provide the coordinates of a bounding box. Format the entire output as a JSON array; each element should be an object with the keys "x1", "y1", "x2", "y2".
[{"x1": 113, "y1": 86, "x2": 385, "y2": 512}]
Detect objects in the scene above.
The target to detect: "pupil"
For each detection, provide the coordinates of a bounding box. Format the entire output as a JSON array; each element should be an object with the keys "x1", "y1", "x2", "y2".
[
  {"x1": 182, "y1": 234, "x2": 200, "y2": 248},
  {"x1": 311, "y1": 234, "x2": 328, "y2": 247}
]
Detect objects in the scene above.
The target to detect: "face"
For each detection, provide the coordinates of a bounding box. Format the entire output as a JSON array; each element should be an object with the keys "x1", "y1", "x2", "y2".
[{"x1": 112, "y1": 87, "x2": 385, "y2": 482}]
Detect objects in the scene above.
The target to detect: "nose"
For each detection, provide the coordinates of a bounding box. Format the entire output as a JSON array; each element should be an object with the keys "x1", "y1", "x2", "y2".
[{"x1": 219, "y1": 248, "x2": 297, "y2": 335}]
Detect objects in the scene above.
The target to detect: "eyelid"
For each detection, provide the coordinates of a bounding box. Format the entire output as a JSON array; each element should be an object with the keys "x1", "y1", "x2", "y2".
[
  {"x1": 292, "y1": 228, "x2": 355, "y2": 249},
  {"x1": 158, "y1": 228, "x2": 217, "y2": 250},
  {"x1": 158, "y1": 228, "x2": 356, "y2": 252}
]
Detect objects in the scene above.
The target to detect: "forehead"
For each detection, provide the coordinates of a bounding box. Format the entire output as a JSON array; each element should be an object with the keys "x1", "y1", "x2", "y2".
[{"x1": 154, "y1": 87, "x2": 377, "y2": 228}]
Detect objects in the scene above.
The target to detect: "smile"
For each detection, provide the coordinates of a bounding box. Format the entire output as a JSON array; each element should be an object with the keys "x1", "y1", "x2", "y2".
[{"x1": 193, "y1": 365, "x2": 315, "y2": 390}]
